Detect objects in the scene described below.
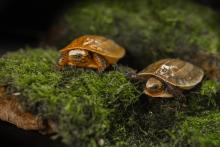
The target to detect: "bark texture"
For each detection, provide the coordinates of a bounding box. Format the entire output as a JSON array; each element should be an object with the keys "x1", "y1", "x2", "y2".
[{"x1": 0, "y1": 86, "x2": 45, "y2": 131}]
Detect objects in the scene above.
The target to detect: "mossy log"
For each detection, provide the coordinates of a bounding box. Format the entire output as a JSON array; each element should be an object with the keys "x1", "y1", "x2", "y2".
[
  {"x1": 0, "y1": 49, "x2": 139, "y2": 146},
  {"x1": 0, "y1": 48, "x2": 220, "y2": 146},
  {"x1": 1, "y1": 0, "x2": 220, "y2": 146}
]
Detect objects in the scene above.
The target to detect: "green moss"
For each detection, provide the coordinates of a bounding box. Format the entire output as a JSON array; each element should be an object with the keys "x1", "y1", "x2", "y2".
[
  {"x1": 0, "y1": 48, "x2": 139, "y2": 146},
  {"x1": 200, "y1": 80, "x2": 220, "y2": 98},
  {"x1": 168, "y1": 111, "x2": 220, "y2": 146},
  {"x1": 187, "y1": 80, "x2": 220, "y2": 112},
  {"x1": 104, "y1": 98, "x2": 184, "y2": 146},
  {"x1": 0, "y1": 49, "x2": 220, "y2": 146},
  {"x1": 102, "y1": 79, "x2": 220, "y2": 146},
  {"x1": 52, "y1": 0, "x2": 220, "y2": 69}
]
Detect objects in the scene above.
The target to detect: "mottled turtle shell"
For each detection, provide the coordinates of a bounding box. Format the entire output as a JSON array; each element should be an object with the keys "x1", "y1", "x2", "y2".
[
  {"x1": 60, "y1": 35, "x2": 125, "y2": 64},
  {"x1": 138, "y1": 59, "x2": 204, "y2": 89}
]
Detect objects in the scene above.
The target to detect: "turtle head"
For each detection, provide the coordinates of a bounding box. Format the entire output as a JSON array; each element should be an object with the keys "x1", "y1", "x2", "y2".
[
  {"x1": 68, "y1": 49, "x2": 89, "y2": 63},
  {"x1": 144, "y1": 77, "x2": 173, "y2": 98}
]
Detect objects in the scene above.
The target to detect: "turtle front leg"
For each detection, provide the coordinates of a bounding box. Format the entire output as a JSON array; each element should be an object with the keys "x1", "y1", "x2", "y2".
[
  {"x1": 56, "y1": 58, "x2": 65, "y2": 70},
  {"x1": 166, "y1": 84, "x2": 187, "y2": 110},
  {"x1": 56, "y1": 52, "x2": 68, "y2": 70},
  {"x1": 93, "y1": 53, "x2": 108, "y2": 72}
]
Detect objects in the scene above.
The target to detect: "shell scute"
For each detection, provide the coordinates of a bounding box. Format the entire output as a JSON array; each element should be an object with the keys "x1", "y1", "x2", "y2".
[{"x1": 61, "y1": 35, "x2": 125, "y2": 58}]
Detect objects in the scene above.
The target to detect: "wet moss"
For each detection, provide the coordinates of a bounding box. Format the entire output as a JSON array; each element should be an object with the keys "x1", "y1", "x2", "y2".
[
  {"x1": 0, "y1": 48, "x2": 140, "y2": 146},
  {"x1": 48, "y1": 0, "x2": 220, "y2": 69}
]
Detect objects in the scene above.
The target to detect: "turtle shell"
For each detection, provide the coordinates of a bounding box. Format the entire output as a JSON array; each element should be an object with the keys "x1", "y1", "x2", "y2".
[
  {"x1": 138, "y1": 58, "x2": 204, "y2": 89},
  {"x1": 60, "y1": 35, "x2": 125, "y2": 62}
]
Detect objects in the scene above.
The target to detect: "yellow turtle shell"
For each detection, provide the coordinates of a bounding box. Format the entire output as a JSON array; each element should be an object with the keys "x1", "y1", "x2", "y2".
[
  {"x1": 60, "y1": 35, "x2": 125, "y2": 64},
  {"x1": 138, "y1": 58, "x2": 204, "y2": 89}
]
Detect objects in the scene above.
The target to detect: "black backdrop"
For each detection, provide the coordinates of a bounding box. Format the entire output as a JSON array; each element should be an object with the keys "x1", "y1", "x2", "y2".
[
  {"x1": 0, "y1": 0, "x2": 219, "y2": 147},
  {"x1": 0, "y1": 0, "x2": 76, "y2": 54}
]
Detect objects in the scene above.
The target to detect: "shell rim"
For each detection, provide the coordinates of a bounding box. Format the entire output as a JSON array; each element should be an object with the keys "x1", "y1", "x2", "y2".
[
  {"x1": 60, "y1": 46, "x2": 125, "y2": 59},
  {"x1": 137, "y1": 71, "x2": 204, "y2": 89}
]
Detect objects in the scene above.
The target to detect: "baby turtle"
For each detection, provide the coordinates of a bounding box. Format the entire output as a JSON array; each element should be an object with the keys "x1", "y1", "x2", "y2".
[
  {"x1": 137, "y1": 58, "x2": 204, "y2": 98},
  {"x1": 57, "y1": 35, "x2": 125, "y2": 72}
]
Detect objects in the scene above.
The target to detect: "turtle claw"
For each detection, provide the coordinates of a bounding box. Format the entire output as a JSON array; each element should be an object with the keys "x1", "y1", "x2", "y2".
[
  {"x1": 125, "y1": 71, "x2": 138, "y2": 79},
  {"x1": 55, "y1": 64, "x2": 64, "y2": 71},
  {"x1": 97, "y1": 67, "x2": 105, "y2": 73}
]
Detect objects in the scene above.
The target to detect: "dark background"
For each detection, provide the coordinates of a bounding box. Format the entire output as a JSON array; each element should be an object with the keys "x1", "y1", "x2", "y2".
[
  {"x1": 0, "y1": 0, "x2": 219, "y2": 147},
  {"x1": 0, "y1": 0, "x2": 76, "y2": 54}
]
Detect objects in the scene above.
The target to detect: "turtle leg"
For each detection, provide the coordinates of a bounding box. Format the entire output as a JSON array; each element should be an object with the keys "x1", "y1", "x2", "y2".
[
  {"x1": 56, "y1": 58, "x2": 65, "y2": 70},
  {"x1": 125, "y1": 70, "x2": 146, "y2": 81},
  {"x1": 93, "y1": 53, "x2": 108, "y2": 72},
  {"x1": 166, "y1": 84, "x2": 187, "y2": 110},
  {"x1": 124, "y1": 71, "x2": 147, "y2": 89},
  {"x1": 56, "y1": 53, "x2": 68, "y2": 70}
]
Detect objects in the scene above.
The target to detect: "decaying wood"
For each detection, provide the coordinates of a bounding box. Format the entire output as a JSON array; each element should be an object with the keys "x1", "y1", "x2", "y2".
[
  {"x1": 0, "y1": 97, "x2": 44, "y2": 130},
  {"x1": 0, "y1": 86, "x2": 56, "y2": 133}
]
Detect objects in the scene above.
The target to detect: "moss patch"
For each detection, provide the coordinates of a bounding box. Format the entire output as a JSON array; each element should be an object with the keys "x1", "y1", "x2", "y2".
[
  {"x1": 168, "y1": 111, "x2": 220, "y2": 146},
  {"x1": 0, "y1": 48, "x2": 140, "y2": 146},
  {"x1": 49, "y1": 0, "x2": 220, "y2": 69},
  {"x1": 104, "y1": 79, "x2": 220, "y2": 146},
  {"x1": 0, "y1": 49, "x2": 220, "y2": 146},
  {"x1": 187, "y1": 80, "x2": 220, "y2": 113}
]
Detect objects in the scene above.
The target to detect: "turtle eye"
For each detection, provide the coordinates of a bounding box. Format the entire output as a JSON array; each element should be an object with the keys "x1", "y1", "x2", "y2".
[
  {"x1": 150, "y1": 84, "x2": 159, "y2": 91},
  {"x1": 148, "y1": 83, "x2": 163, "y2": 93},
  {"x1": 75, "y1": 54, "x2": 82, "y2": 58}
]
